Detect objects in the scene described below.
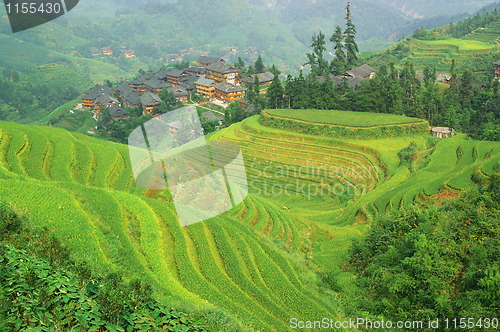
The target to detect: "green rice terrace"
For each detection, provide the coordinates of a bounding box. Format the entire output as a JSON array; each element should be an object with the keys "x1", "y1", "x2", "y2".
[{"x1": 1, "y1": 108, "x2": 500, "y2": 330}]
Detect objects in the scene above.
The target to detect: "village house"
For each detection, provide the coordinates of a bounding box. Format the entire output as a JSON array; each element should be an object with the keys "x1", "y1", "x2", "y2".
[
  {"x1": 140, "y1": 92, "x2": 162, "y2": 114},
  {"x1": 197, "y1": 55, "x2": 225, "y2": 67},
  {"x1": 195, "y1": 77, "x2": 216, "y2": 98},
  {"x1": 342, "y1": 64, "x2": 376, "y2": 79},
  {"x1": 206, "y1": 63, "x2": 239, "y2": 85},
  {"x1": 154, "y1": 69, "x2": 169, "y2": 82},
  {"x1": 494, "y1": 61, "x2": 500, "y2": 78},
  {"x1": 168, "y1": 86, "x2": 189, "y2": 103},
  {"x1": 144, "y1": 77, "x2": 170, "y2": 94},
  {"x1": 110, "y1": 82, "x2": 131, "y2": 98},
  {"x1": 90, "y1": 48, "x2": 100, "y2": 56},
  {"x1": 82, "y1": 85, "x2": 111, "y2": 108},
  {"x1": 179, "y1": 76, "x2": 197, "y2": 93},
  {"x1": 165, "y1": 68, "x2": 185, "y2": 85},
  {"x1": 101, "y1": 47, "x2": 113, "y2": 56},
  {"x1": 431, "y1": 127, "x2": 454, "y2": 139},
  {"x1": 214, "y1": 81, "x2": 245, "y2": 104},
  {"x1": 201, "y1": 111, "x2": 224, "y2": 123},
  {"x1": 108, "y1": 105, "x2": 129, "y2": 120},
  {"x1": 129, "y1": 75, "x2": 150, "y2": 92},
  {"x1": 122, "y1": 90, "x2": 142, "y2": 109},
  {"x1": 93, "y1": 94, "x2": 119, "y2": 113},
  {"x1": 124, "y1": 49, "x2": 135, "y2": 58},
  {"x1": 183, "y1": 66, "x2": 206, "y2": 77},
  {"x1": 241, "y1": 72, "x2": 275, "y2": 86}
]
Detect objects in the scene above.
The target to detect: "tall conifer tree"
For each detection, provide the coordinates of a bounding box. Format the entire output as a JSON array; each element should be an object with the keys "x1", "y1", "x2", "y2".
[{"x1": 343, "y1": 2, "x2": 358, "y2": 70}]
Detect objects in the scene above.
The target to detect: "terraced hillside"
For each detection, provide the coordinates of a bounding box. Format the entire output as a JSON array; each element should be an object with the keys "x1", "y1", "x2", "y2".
[
  {"x1": 211, "y1": 111, "x2": 500, "y2": 267},
  {"x1": 367, "y1": 19, "x2": 500, "y2": 73},
  {"x1": 2, "y1": 109, "x2": 500, "y2": 330},
  {"x1": 0, "y1": 121, "x2": 339, "y2": 331}
]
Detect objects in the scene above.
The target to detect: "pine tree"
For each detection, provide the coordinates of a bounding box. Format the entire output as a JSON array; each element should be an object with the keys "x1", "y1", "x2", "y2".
[
  {"x1": 254, "y1": 55, "x2": 264, "y2": 74},
  {"x1": 266, "y1": 75, "x2": 284, "y2": 109},
  {"x1": 343, "y1": 2, "x2": 358, "y2": 70},
  {"x1": 330, "y1": 26, "x2": 346, "y2": 75},
  {"x1": 304, "y1": 31, "x2": 329, "y2": 76}
]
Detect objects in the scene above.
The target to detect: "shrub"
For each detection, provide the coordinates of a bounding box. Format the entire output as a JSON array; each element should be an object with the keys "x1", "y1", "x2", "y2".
[{"x1": 0, "y1": 201, "x2": 22, "y2": 240}]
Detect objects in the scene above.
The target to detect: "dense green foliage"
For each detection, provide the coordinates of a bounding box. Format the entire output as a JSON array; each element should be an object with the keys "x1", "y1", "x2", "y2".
[
  {"x1": 0, "y1": 203, "x2": 208, "y2": 331},
  {"x1": 350, "y1": 189, "x2": 500, "y2": 324}
]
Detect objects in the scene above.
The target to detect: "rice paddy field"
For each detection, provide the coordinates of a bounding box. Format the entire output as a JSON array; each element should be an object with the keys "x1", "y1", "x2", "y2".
[{"x1": 1, "y1": 110, "x2": 500, "y2": 330}]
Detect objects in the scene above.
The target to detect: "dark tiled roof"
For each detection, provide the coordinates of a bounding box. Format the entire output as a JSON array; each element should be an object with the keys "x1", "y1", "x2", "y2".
[
  {"x1": 197, "y1": 56, "x2": 223, "y2": 64},
  {"x1": 129, "y1": 75, "x2": 150, "y2": 85},
  {"x1": 195, "y1": 77, "x2": 215, "y2": 87},
  {"x1": 168, "y1": 86, "x2": 188, "y2": 97},
  {"x1": 201, "y1": 111, "x2": 223, "y2": 121},
  {"x1": 154, "y1": 69, "x2": 169, "y2": 80},
  {"x1": 494, "y1": 61, "x2": 500, "y2": 66},
  {"x1": 165, "y1": 68, "x2": 184, "y2": 78},
  {"x1": 316, "y1": 74, "x2": 363, "y2": 88},
  {"x1": 95, "y1": 94, "x2": 118, "y2": 106},
  {"x1": 84, "y1": 85, "x2": 111, "y2": 97},
  {"x1": 111, "y1": 81, "x2": 130, "y2": 93},
  {"x1": 207, "y1": 63, "x2": 237, "y2": 74},
  {"x1": 344, "y1": 64, "x2": 376, "y2": 78},
  {"x1": 145, "y1": 77, "x2": 169, "y2": 90},
  {"x1": 214, "y1": 82, "x2": 245, "y2": 93},
  {"x1": 109, "y1": 105, "x2": 129, "y2": 118},
  {"x1": 140, "y1": 92, "x2": 162, "y2": 106},
  {"x1": 183, "y1": 66, "x2": 206, "y2": 75},
  {"x1": 122, "y1": 91, "x2": 142, "y2": 106},
  {"x1": 242, "y1": 72, "x2": 275, "y2": 84}
]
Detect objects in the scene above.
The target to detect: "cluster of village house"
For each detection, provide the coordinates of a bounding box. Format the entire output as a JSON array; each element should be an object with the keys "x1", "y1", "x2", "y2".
[{"x1": 81, "y1": 56, "x2": 273, "y2": 121}]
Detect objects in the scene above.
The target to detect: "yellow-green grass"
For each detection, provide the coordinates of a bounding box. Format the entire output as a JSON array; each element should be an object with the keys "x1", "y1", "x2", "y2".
[
  {"x1": 419, "y1": 38, "x2": 495, "y2": 51},
  {"x1": 266, "y1": 109, "x2": 426, "y2": 127},
  {"x1": 0, "y1": 120, "x2": 341, "y2": 330}
]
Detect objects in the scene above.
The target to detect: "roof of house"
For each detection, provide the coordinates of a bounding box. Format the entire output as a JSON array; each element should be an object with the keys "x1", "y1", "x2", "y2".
[
  {"x1": 124, "y1": 49, "x2": 135, "y2": 53},
  {"x1": 436, "y1": 72, "x2": 452, "y2": 82},
  {"x1": 140, "y1": 92, "x2": 162, "y2": 106},
  {"x1": 214, "y1": 82, "x2": 245, "y2": 93},
  {"x1": 179, "y1": 82, "x2": 196, "y2": 91},
  {"x1": 195, "y1": 77, "x2": 215, "y2": 87},
  {"x1": 129, "y1": 75, "x2": 150, "y2": 85},
  {"x1": 101, "y1": 46, "x2": 112, "y2": 51},
  {"x1": 94, "y1": 94, "x2": 118, "y2": 106},
  {"x1": 207, "y1": 63, "x2": 237, "y2": 74},
  {"x1": 494, "y1": 61, "x2": 500, "y2": 66},
  {"x1": 144, "y1": 77, "x2": 169, "y2": 90},
  {"x1": 165, "y1": 68, "x2": 184, "y2": 78},
  {"x1": 84, "y1": 85, "x2": 111, "y2": 98},
  {"x1": 432, "y1": 127, "x2": 454, "y2": 134},
  {"x1": 183, "y1": 66, "x2": 206, "y2": 75},
  {"x1": 197, "y1": 56, "x2": 224, "y2": 64},
  {"x1": 154, "y1": 69, "x2": 169, "y2": 80},
  {"x1": 122, "y1": 91, "x2": 142, "y2": 106},
  {"x1": 110, "y1": 81, "x2": 130, "y2": 93},
  {"x1": 168, "y1": 86, "x2": 189, "y2": 97},
  {"x1": 201, "y1": 111, "x2": 224, "y2": 122},
  {"x1": 344, "y1": 64, "x2": 376, "y2": 78},
  {"x1": 242, "y1": 72, "x2": 275, "y2": 84},
  {"x1": 108, "y1": 105, "x2": 129, "y2": 118}
]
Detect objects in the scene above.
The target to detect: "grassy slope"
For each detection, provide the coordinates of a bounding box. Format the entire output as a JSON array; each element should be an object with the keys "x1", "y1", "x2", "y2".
[
  {"x1": 365, "y1": 20, "x2": 500, "y2": 72},
  {"x1": 266, "y1": 109, "x2": 426, "y2": 126},
  {"x1": 0, "y1": 121, "x2": 339, "y2": 331},
  {"x1": 211, "y1": 113, "x2": 500, "y2": 284}
]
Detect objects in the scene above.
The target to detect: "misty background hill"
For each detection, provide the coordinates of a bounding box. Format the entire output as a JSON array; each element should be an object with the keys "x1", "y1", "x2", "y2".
[{"x1": 0, "y1": 0, "x2": 498, "y2": 79}]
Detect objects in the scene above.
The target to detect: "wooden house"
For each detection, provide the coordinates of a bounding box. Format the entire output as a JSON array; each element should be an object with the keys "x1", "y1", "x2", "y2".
[
  {"x1": 101, "y1": 47, "x2": 113, "y2": 56},
  {"x1": 82, "y1": 85, "x2": 111, "y2": 108},
  {"x1": 195, "y1": 77, "x2": 216, "y2": 98},
  {"x1": 494, "y1": 61, "x2": 500, "y2": 78},
  {"x1": 122, "y1": 90, "x2": 142, "y2": 109},
  {"x1": 241, "y1": 72, "x2": 275, "y2": 86},
  {"x1": 144, "y1": 77, "x2": 169, "y2": 94},
  {"x1": 183, "y1": 66, "x2": 206, "y2": 77},
  {"x1": 206, "y1": 63, "x2": 239, "y2": 85},
  {"x1": 140, "y1": 92, "x2": 162, "y2": 114},
  {"x1": 165, "y1": 68, "x2": 184, "y2": 85},
  {"x1": 168, "y1": 86, "x2": 189, "y2": 103},
  {"x1": 197, "y1": 56, "x2": 225, "y2": 67},
  {"x1": 90, "y1": 48, "x2": 100, "y2": 56},
  {"x1": 342, "y1": 64, "x2": 376, "y2": 79},
  {"x1": 124, "y1": 49, "x2": 135, "y2": 58},
  {"x1": 129, "y1": 75, "x2": 150, "y2": 92},
  {"x1": 108, "y1": 105, "x2": 129, "y2": 120},
  {"x1": 93, "y1": 94, "x2": 119, "y2": 113},
  {"x1": 214, "y1": 82, "x2": 245, "y2": 104}
]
